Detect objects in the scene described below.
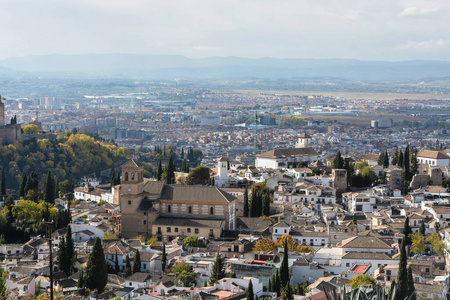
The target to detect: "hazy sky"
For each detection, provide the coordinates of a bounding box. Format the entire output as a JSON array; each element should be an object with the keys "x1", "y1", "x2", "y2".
[{"x1": 1, "y1": 0, "x2": 449, "y2": 61}]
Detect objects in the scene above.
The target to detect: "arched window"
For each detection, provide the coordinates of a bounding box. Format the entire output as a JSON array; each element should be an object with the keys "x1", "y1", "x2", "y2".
[
  {"x1": 131, "y1": 172, "x2": 135, "y2": 180},
  {"x1": 168, "y1": 205, "x2": 171, "y2": 213},
  {"x1": 188, "y1": 206, "x2": 192, "y2": 214},
  {"x1": 210, "y1": 207, "x2": 214, "y2": 215},
  {"x1": 125, "y1": 172, "x2": 129, "y2": 181}
]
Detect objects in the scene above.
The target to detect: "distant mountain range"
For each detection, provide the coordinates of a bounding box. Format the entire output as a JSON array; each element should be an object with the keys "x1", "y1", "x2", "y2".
[{"x1": 0, "y1": 54, "x2": 449, "y2": 80}]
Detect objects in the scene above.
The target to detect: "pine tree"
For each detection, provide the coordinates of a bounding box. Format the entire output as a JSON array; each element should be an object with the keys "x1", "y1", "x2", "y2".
[
  {"x1": 246, "y1": 279, "x2": 254, "y2": 300},
  {"x1": 0, "y1": 167, "x2": 5, "y2": 196},
  {"x1": 419, "y1": 220, "x2": 425, "y2": 236},
  {"x1": 133, "y1": 250, "x2": 141, "y2": 274},
  {"x1": 165, "y1": 154, "x2": 175, "y2": 184},
  {"x1": 65, "y1": 225, "x2": 75, "y2": 275},
  {"x1": 57, "y1": 236, "x2": 68, "y2": 275},
  {"x1": 44, "y1": 171, "x2": 55, "y2": 203},
  {"x1": 406, "y1": 265, "x2": 415, "y2": 299},
  {"x1": 280, "y1": 239, "x2": 289, "y2": 287},
  {"x1": 397, "y1": 238, "x2": 408, "y2": 300},
  {"x1": 161, "y1": 243, "x2": 167, "y2": 272},
  {"x1": 243, "y1": 186, "x2": 249, "y2": 217},
  {"x1": 114, "y1": 251, "x2": 119, "y2": 274},
  {"x1": 210, "y1": 252, "x2": 225, "y2": 284},
  {"x1": 124, "y1": 255, "x2": 132, "y2": 277},
  {"x1": 19, "y1": 172, "x2": 27, "y2": 198},
  {"x1": 157, "y1": 160, "x2": 162, "y2": 181},
  {"x1": 85, "y1": 237, "x2": 108, "y2": 293}
]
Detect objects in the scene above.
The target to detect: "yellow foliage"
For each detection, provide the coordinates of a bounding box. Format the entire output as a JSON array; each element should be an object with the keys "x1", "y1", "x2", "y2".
[
  {"x1": 22, "y1": 124, "x2": 40, "y2": 134},
  {"x1": 146, "y1": 236, "x2": 157, "y2": 246},
  {"x1": 103, "y1": 231, "x2": 118, "y2": 240},
  {"x1": 253, "y1": 237, "x2": 277, "y2": 252}
]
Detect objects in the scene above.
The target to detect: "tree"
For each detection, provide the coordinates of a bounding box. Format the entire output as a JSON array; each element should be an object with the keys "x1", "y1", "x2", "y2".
[
  {"x1": 164, "y1": 154, "x2": 176, "y2": 184},
  {"x1": 392, "y1": 147, "x2": 399, "y2": 165},
  {"x1": 383, "y1": 150, "x2": 389, "y2": 168},
  {"x1": 124, "y1": 255, "x2": 132, "y2": 277},
  {"x1": 280, "y1": 239, "x2": 290, "y2": 288},
  {"x1": 246, "y1": 279, "x2": 254, "y2": 300},
  {"x1": 110, "y1": 168, "x2": 116, "y2": 191},
  {"x1": 282, "y1": 282, "x2": 293, "y2": 300},
  {"x1": 243, "y1": 185, "x2": 249, "y2": 217},
  {"x1": 351, "y1": 215, "x2": 358, "y2": 225},
  {"x1": 428, "y1": 233, "x2": 446, "y2": 256},
  {"x1": 0, "y1": 168, "x2": 5, "y2": 196},
  {"x1": 349, "y1": 275, "x2": 376, "y2": 289},
  {"x1": 171, "y1": 261, "x2": 196, "y2": 286},
  {"x1": 434, "y1": 221, "x2": 441, "y2": 233},
  {"x1": 114, "y1": 251, "x2": 119, "y2": 274},
  {"x1": 262, "y1": 193, "x2": 270, "y2": 216},
  {"x1": 253, "y1": 237, "x2": 277, "y2": 253},
  {"x1": 411, "y1": 233, "x2": 426, "y2": 255},
  {"x1": 250, "y1": 189, "x2": 259, "y2": 217},
  {"x1": 406, "y1": 266, "x2": 415, "y2": 299},
  {"x1": 44, "y1": 171, "x2": 55, "y2": 204},
  {"x1": 161, "y1": 243, "x2": 167, "y2": 271},
  {"x1": 404, "y1": 145, "x2": 410, "y2": 181},
  {"x1": 65, "y1": 225, "x2": 75, "y2": 275},
  {"x1": 210, "y1": 252, "x2": 225, "y2": 284},
  {"x1": 404, "y1": 217, "x2": 412, "y2": 244},
  {"x1": 57, "y1": 236, "x2": 67, "y2": 275},
  {"x1": 183, "y1": 236, "x2": 206, "y2": 247},
  {"x1": 77, "y1": 269, "x2": 85, "y2": 295},
  {"x1": 156, "y1": 160, "x2": 162, "y2": 181},
  {"x1": 332, "y1": 150, "x2": 344, "y2": 169},
  {"x1": 22, "y1": 124, "x2": 40, "y2": 134},
  {"x1": 378, "y1": 152, "x2": 385, "y2": 166},
  {"x1": 85, "y1": 237, "x2": 108, "y2": 293},
  {"x1": 133, "y1": 250, "x2": 141, "y2": 274},
  {"x1": 103, "y1": 231, "x2": 118, "y2": 240},
  {"x1": 419, "y1": 220, "x2": 425, "y2": 236},
  {"x1": 275, "y1": 269, "x2": 281, "y2": 296},
  {"x1": 19, "y1": 172, "x2": 27, "y2": 198},
  {"x1": 398, "y1": 151, "x2": 404, "y2": 168},
  {"x1": 397, "y1": 238, "x2": 408, "y2": 300},
  {"x1": 185, "y1": 166, "x2": 211, "y2": 185}
]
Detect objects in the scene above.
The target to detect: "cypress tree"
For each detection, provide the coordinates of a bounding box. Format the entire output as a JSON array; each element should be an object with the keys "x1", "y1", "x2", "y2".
[
  {"x1": 133, "y1": 250, "x2": 141, "y2": 274},
  {"x1": 262, "y1": 193, "x2": 270, "y2": 216},
  {"x1": 54, "y1": 178, "x2": 59, "y2": 199},
  {"x1": 399, "y1": 151, "x2": 404, "y2": 168},
  {"x1": 406, "y1": 265, "x2": 415, "y2": 299},
  {"x1": 66, "y1": 225, "x2": 75, "y2": 275},
  {"x1": 246, "y1": 280, "x2": 254, "y2": 300},
  {"x1": 210, "y1": 252, "x2": 225, "y2": 284},
  {"x1": 243, "y1": 186, "x2": 249, "y2": 217},
  {"x1": 280, "y1": 239, "x2": 289, "y2": 287},
  {"x1": 268, "y1": 277, "x2": 272, "y2": 293},
  {"x1": 378, "y1": 151, "x2": 385, "y2": 166},
  {"x1": 19, "y1": 172, "x2": 27, "y2": 198},
  {"x1": 115, "y1": 172, "x2": 121, "y2": 185},
  {"x1": 78, "y1": 270, "x2": 85, "y2": 295},
  {"x1": 383, "y1": 150, "x2": 389, "y2": 168},
  {"x1": 181, "y1": 148, "x2": 184, "y2": 159},
  {"x1": 110, "y1": 168, "x2": 116, "y2": 190},
  {"x1": 44, "y1": 171, "x2": 55, "y2": 203},
  {"x1": 404, "y1": 217, "x2": 412, "y2": 244},
  {"x1": 165, "y1": 154, "x2": 175, "y2": 184},
  {"x1": 0, "y1": 167, "x2": 5, "y2": 196},
  {"x1": 419, "y1": 220, "x2": 425, "y2": 236},
  {"x1": 57, "y1": 236, "x2": 67, "y2": 275},
  {"x1": 392, "y1": 147, "x2": 399, "y2": 165},
  {"x1": 85, "y1": 237, "x2": 108, "y2": 292},
  {"x1": 397, "y1": 238, "x2": 408, "y2": 300},
  {"x1": 157, "y1": 160, "x2": 162, "y2": 181},
  {"x1": 124, "y1": 255, "x2": 132, "y2": 277},
  {"x1": 283, "y1": 283, "x2": 293, "y2": 300},
  {"x1": 404, "y1": 145, "x2": 410, "y2": 181},
  {"x1": 257, "y1": 191, "x2": 263, "y2": 217},
  {"x1": 114, "y1": 251, "x2": 119, "y2": 274},
  {"x1": 275, "y1": 269, "x2": 281, "y2": 296},
  {"x1": 161, "y1": 243, "x2": 167, "y2": 272},
  {"x1": 250, "y1": 189, "x2": 258, "y2": 217}
]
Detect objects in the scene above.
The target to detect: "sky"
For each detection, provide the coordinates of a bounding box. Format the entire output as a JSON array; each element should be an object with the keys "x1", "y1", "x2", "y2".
[{"x1": 0, "y1": 0, "x2": 449, "y2": 61}]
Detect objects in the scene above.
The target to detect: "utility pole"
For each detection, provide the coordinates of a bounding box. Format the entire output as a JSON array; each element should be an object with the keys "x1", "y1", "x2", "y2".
[{"x1": 45, "y1": 220, "x2": 54, "y2": 300}]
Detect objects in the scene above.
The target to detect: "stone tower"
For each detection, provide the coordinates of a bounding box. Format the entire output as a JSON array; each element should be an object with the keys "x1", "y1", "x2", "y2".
[
  {"x1": 332, "y1": 169, "x2": 347, "y2": 194},
  {"x1": 295, "y1": 133, "x2": 312, "y2": 148},
  {"x1": 121, "y1": 159, "x2": 144, "y2": 195}
]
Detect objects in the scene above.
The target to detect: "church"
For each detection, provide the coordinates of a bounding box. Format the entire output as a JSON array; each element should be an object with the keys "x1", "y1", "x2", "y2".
[{"x1": 115, "y1": 160, "x2": 237, "y2": 240}]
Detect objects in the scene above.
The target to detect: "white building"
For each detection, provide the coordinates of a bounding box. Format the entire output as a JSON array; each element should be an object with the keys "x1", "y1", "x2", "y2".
[
  {"x1": 256, "y1": 148, "x2": 319, "y2": 170},
  {"x1": 417, "y1": 150, "x2": 450, "y2": 167}
]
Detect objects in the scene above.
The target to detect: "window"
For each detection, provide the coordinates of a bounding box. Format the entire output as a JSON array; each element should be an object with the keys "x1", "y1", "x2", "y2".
[
  {"x1": 157, "y1": 227, "x2": 162, "y2": 234},
  {"x1": 175, "y1": 228, "x2": 178, "y2": 232},
  {"x1": 188, "y1": 206, "x2": 192, "y2": 214},
  {"x1": 143, "y1": 220, "x2": 146, "y2": 225},
  {"x1": 125, "y1": 172, "x2": 129, "y2": 181},
  {"x1": 144, "y1": 212, "x2": 147, "y2": 216},
  {"x1": 187, "y1": 228, "x2": 191, "y2": 233},
  {"x1": 128, "y1": 200, "x2": 131, "y2": 205},
  {"x1": 284, "y1": 229, "x2": 287, "y2": 233},
  {"x1": 210, "y1": 207, "x2": 214, "y2": 215},
  {"x1": 167, "y1": 227, "x2": 171, "y2": 233},
  {"x1": 195, "y1": 228, "x2": 199, "y2": 234},
  {"x1": 168, "y1": 205, "x2": 171, "y2": 213},
  {"x1": 275, "y1": 229, "x2": 278, "y2": 233},
  {"x1": 131, "y1": 172, "x2": 135, "y2": 180},
  {"x1": 346, "y1": 263, "x2": 350, "y2": 267}
]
